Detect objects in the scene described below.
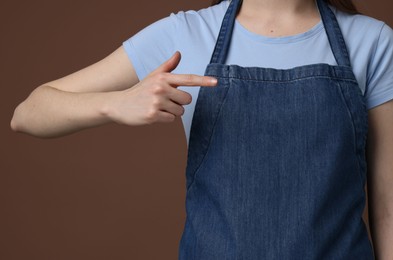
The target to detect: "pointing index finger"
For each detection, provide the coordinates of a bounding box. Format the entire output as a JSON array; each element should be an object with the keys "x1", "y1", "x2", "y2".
[{"x1": 166, "y1": 73, "x2": 218, "y2": 87}]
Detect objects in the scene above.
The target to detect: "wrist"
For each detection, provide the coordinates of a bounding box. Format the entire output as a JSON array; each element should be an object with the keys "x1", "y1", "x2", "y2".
[{"x1": 98, "y1": 91, "x2": 119, "y2": 124}]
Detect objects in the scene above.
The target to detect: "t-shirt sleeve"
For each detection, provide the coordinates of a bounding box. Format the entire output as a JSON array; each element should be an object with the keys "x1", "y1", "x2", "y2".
[
  {"x1": 122, "y1": 13, "x2": 179, "y2": 81},
  {"x1": 365, "y1": 23, "x2": 393, "y2": 109}
]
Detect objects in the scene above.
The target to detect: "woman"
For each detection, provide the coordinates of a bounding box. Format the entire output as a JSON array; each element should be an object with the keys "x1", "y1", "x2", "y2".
[{"x1": 11, "y1": 0, "x2": 393, "y2": 258}]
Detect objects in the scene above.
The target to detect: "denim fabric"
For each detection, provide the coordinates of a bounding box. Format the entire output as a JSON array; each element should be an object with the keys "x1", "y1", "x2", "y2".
[{"x1": 179, "y1": 0, "x2": 374, "y2": 259}]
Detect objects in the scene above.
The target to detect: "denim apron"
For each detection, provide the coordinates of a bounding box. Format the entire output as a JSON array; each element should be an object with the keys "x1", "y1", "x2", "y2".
[{"x1": 179, "y1": 0, "x2": 374, "y2": 258}]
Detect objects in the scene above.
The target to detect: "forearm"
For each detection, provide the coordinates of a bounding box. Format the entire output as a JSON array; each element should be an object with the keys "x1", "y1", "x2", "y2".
[
  {"x1": 368, "y1": 183, "x2": 393, "y2": 260},
  {"x1": 11, "y1": 85, "x2": 116, "y2": 138}
]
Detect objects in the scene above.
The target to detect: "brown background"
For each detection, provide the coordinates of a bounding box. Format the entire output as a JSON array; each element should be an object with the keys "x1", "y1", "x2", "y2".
[{"x1": 1, "y1": 1, "x2": 392, "y2": 259}]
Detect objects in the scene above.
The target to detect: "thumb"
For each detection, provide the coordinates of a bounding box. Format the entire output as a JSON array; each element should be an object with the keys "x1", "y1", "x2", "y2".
[{"x1": 153, "y1": 51, "x2": 182, "y2": 74}]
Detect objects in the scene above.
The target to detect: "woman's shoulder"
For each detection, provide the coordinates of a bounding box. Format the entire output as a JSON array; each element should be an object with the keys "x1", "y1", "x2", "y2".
[
  {"x1": 333, "y1": 8, "x2": 393, "y2": 110},
  {"x1": 170, "y1": 1, "x2": 228, "y2": 29},
  {"x1": 335, "y1": 8, "x2": 385, "y2": 27},
  {"x1": 334, "y1": 7, "x2": 391, "y2": 44},
  {"x1": 333, "y1": 7, "x2": 393, "y2": 69}
]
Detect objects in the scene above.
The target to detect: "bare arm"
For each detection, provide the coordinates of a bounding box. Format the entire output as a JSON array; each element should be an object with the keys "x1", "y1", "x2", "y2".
[
  {"x1": 10, "y1": 48, "x2": 217, "y2": 138},
  {"x1": 367, "y1": 100, "x2": 393, "y2": 260},
  {"x1": 10, "y1": 46, "x2": 138, "y2": 137}
]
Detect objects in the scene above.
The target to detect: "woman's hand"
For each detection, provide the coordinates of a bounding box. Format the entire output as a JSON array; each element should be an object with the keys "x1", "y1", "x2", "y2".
[{"x1": 104, "y1": 51, "x2": 217, "y2": 126}]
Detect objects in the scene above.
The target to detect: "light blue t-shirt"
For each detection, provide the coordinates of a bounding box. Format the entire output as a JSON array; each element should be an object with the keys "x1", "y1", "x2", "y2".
[{"x1": 123, "y1": 0, "x2": 393, "y2": 142}]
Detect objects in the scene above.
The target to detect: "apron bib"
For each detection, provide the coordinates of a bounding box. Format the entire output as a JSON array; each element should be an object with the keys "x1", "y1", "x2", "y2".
[{"x1": 180, "y1": 0, "x2": 374, "y2": 258}]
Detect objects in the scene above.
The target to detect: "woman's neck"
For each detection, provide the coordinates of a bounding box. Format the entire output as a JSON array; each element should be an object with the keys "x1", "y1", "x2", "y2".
[
  {"x1": 241, "y1": 0, "x2": 316, "y2": 15},
  {"x1": 237, "y1": 0, "x2": 320, "y2": 37}
]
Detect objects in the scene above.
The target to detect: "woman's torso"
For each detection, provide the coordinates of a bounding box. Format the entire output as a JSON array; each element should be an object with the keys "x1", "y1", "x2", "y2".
[{"x1": 123, "y1": 0, "x2": 391, "y2": 143}]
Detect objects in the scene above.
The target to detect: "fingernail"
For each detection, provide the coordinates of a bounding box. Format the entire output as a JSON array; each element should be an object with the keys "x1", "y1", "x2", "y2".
[{"x1": 211, "y1": 78, "x2": 218, "y2": 84}]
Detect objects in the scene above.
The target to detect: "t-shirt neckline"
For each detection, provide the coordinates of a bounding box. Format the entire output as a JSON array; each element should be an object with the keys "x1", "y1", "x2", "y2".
[{"x1": 234, "y1": 19, "x2": 324, "y2": 44}]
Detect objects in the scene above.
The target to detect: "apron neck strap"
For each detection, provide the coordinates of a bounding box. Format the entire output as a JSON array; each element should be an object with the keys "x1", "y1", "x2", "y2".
[
  {"x1": 209, "y1": 0, "x2": 352, "y2": 68},
  {"x1": 316, "y1": 0, "x2": 351, "y2": 67},
  {"x1": 209, "y1": 0, "x2": 242, "y2": 65}
]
